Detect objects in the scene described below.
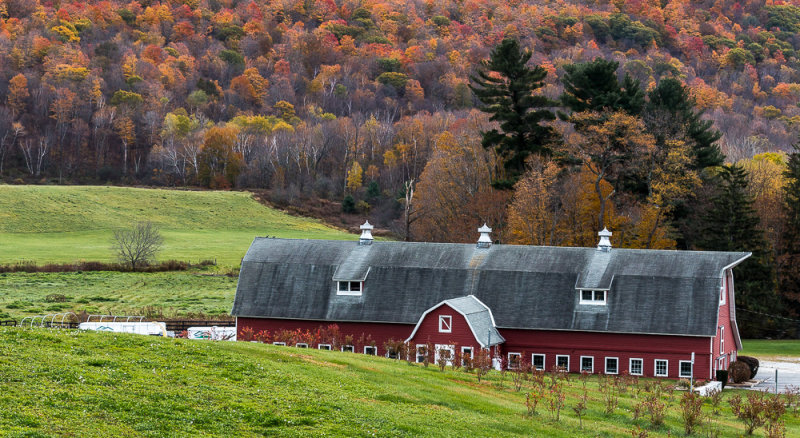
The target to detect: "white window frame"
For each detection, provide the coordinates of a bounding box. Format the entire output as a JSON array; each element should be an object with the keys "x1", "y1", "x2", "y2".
[
  {"x1": 318, "y1": 344, "x2": 332, "y2": 350},
  {"x1": 363, "y1": 346, "x2": 377, "y2": 355},
  {"x1": 680, "y1": 360, "x2": 693, "y2": 378},
  {"x1": 720, "y1": 283, "x2": 726, "y2": 305},
  {"x1": 605, "y1": 357, "x2": 619, "y2": 375},
  {"x1": 435, "y1": 344, "x2": 455, "y2": 366},
  {"x1": 439, "y1": 315, "x2": 452, "y2": 333},
  {"x1": 461, "y1": 346, "x2": 473, "y2": 366},
  {"x1": 655, "y1": 359, "x2": 668, "y2": 377},
  {"x1": 580, "y1": 356, "x2": 594, "y2": 373},
  {"x1": 532, "y1": 354, "x2": 545, "y2": 371},
  {"x1": 720, "y1": 326, "x2": 724, "y2": 354},
  {"x1": 629, "y1": 358, "x2": 643, "y2": 376},
  {"x1": 556, "y1": 355, "x2": 570, "y2": 371},
  {"x1": 508, "y1": 352, "x2": 521, "y2": 369},
  {"x1": 579, "y1": 289, "x2": 607, "y2": 305},
  {"x1": 416, "y1": 344, "x2": 427, "y2": 363},
  {"x1": 295, "y1": 343, "x2": 308, "y2": 348},
  {"x1": 337, "y1": 281, "x2": 363, "y2": 296},
  {"x1": 341, "y1": 345, "x2": 354, "y2": 353},
  {"x1": 272, "y1": 341, "x2": 286, "y2": 346}
]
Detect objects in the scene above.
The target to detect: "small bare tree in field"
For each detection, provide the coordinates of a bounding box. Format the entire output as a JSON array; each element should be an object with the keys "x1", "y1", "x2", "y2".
[{"x1": 112, "y1": 221, "x2": 164, "y2": 270}]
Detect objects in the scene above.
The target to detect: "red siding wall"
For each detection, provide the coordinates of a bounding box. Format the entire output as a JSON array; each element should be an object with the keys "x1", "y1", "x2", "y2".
[
  {"x1": 237, "y1": 317, "x2": 414, "y2": 356},
  {"x1": 407, "y1": 304, "x2": 481, "y2": 351},
  {"x1": 714, "y1": 270, "x2": 737, "y2": 374},
  {"x1": 500, "y1": 329, "x2": 712, "y2": 379}
]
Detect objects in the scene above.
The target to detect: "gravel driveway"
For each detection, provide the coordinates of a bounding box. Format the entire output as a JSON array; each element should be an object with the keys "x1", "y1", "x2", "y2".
[{"x1": 750, "y1": 358, "x2": 800, "y2": 393}]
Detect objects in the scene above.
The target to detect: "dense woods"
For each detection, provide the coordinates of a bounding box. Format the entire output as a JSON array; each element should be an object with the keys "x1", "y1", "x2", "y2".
[{"x1": 2, "y1": 0, "x2": 800, "y2": 336}]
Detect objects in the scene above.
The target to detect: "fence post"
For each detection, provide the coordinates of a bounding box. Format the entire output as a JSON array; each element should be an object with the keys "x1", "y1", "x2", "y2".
[{"x1": 776, "y1": 369, "x2": 779, "y2": 394}]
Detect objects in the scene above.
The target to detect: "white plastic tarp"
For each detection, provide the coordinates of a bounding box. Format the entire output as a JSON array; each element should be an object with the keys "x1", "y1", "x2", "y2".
[
  {"x1": 79, "y1": 321, "x2": 167, "y2": 336},
  {"x1": 187, "y1": 326, "x2": 237, "y2": 341}
]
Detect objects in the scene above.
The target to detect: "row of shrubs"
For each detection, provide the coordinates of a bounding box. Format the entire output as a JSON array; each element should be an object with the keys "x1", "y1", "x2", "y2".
[{"x1": 0, "y1": 259, "x2": 216, "y2": 273}]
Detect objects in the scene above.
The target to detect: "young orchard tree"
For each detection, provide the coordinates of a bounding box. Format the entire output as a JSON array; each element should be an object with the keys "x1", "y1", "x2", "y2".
[
  {"x1": 112, "y1": 221, "x2": 164, "y2": 270},
  {"x1": 469, "y1": 38, "x2": 558, "y2": 189}
]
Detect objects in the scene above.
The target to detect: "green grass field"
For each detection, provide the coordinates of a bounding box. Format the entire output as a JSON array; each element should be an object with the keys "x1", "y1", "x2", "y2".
[
  {"x1": 0, "y1": 270, "x2": 237, "y2": 321},
  {"x1": 0, "y1": 185, "x2": 350, "y2": 267},
  {"x1": 741, "y1": 339, "x2": 800, "y2": 359},
  {"x1": 1, "y1": 328, "x2": 796, "y2": 437}
]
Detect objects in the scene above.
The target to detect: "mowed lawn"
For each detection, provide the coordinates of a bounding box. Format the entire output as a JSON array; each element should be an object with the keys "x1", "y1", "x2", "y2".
[
  {"x1": 0, "y1": 270, "x2": 237, "y2": 320},
  {"x1": 0, "y1": 185, "x2": 350, "y2": 266},
  {"x1": 740, "y1": 339, "x2": 800, "y2": 359},
  {"x1": 2, "y1": 328, "x2": 798, "y2": 438}
]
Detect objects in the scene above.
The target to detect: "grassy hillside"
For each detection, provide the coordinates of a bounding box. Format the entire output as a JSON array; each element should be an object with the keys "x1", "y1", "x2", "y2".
[
  {"x1": 0, "y1": 271, "x2": 237, "y2": 320},
  {"x1": 1, "y1": 328, "x2": 797, "y2": 437},
  {"x1": 0, "y1": 185, "x2": 350, "y2": 266}
]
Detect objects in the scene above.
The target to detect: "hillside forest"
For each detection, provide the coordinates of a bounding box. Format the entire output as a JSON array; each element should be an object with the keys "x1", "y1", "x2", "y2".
[{"x1": 2, "y1": 0, "x2": 800, "y2": 337}]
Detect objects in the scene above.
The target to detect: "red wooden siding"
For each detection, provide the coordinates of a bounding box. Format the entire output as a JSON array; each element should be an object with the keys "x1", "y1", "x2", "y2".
[
  {"x1": 499, "y1": 329, "x2": 711, "y2": 379},
  {"x1": 714, "y1": 269, "x2": 737, "y2": 374},
  {"x1": 238, "y1": 317, "x2": 724, "y2": 379},
  {"x1": 237, "y1": 317, "x2": 414, "y2": 356},
  {"x1": 407, "y1": 304, "x2": 481, "y2": 351}
]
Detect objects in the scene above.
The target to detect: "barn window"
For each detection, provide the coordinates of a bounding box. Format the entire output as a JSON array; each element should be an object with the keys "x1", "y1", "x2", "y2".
[
  {"x1": 272, "y1": 342, "x2": 286, "y2": 346},
  {"x1": 556, "y1": 355, "x2": 570, "y2": 371},
  {"x1": 580, "y1": 356, "x2": 594, "y2": 373},
  {"x1": 720, "y1": 326, "x2": 724, "y2": 354},
  {"x1": 461, "y1": 347, "x2": 473, "y2": 366},
  {"x1": 295, "y1": 343, "x2": 308, "y2": 348},
  {"x1": 439, "y1": 315, "x2": 452, "y2": 333},
  {"x1": 605, "y1": 357, "x2": 618, "y2": 374},
  {"x1": 579, "y1": 289, "x2": 606, "y2": 305},
  {"x1": 532, "y1": 354, "x2": 545, "y2": 371},
  {"x1": 655, "y1": 359, "x2": 668, "y2": 377},
  {"x1": 341, "y1": 345, "x2": 354, "y2": 353},
  {"x1": 629, "y1": 358, "x2": 643, "y2": 376},
  {"x1": 508, "y1": 352, "x2": 521, "y2": 369},
  {"x1": 363, "y1": 346, "x2": 377, "y2": 355},
  {"x1": 416, "y1": 344, "x2": 427, "y2": 363},
  {"x1": 680, "y1": 361, "x2": 693, "y2": 378},
  {"x1": 337, "y1": 281, "x2": 363, "y2": 296},
  {"x1": 318, "y1": 344, "x2": 332, "y2": 350}
]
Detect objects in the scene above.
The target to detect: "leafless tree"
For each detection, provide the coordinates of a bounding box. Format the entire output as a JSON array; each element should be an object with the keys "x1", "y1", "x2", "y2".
[{"x1": 112, "y1": 222, "x2": 164, "y2": 270}]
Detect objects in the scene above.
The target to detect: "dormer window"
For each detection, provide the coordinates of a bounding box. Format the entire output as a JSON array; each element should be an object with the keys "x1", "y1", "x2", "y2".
[
  {"x1": 579, "y1": 289, "x2": 606, "y2": 305},
  {"x1": 337, "y1": 281, "x2": 363, "y2": 296}
]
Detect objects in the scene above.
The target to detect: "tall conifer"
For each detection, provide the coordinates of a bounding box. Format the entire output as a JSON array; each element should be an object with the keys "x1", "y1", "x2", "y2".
[
  {"x1": 780, "y1": 146, "x2": 800, "y2": 319},
  {"x1": 698, "y1": 165, "x2": 780, "y2": 337},
  {"x1": 469, "y1": 38, "x2": 558, "y2": 189}
]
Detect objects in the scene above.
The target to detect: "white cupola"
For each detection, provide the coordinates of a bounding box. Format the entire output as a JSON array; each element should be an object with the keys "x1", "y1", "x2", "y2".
[
  {"x1": 359, "y1": 220, "x2": 374, "y2": 245},
  {"x1": 597, "y1": 228, "x2": 612, "y2": 252},
  {"x1": 477, "y1": 223, "x2": 492, "y2": 248}
]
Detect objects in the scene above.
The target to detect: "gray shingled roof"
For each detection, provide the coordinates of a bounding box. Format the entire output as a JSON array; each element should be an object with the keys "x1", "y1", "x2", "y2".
[
  {"x1": 405, "y1": 296, "x2": 504, "y2": 347},
  {"x1": 232, "y1": 239, "x2": 750, "y2": 337}
]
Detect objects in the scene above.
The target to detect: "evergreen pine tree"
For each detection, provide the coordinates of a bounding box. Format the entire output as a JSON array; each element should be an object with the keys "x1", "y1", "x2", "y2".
[
  {"x1": 780, "y1": 146, "x2": 800, "y2": 319},
  {"x1": 644, "y1": 78, "x2": 724, "y2": 170},
  {"x1": 698, "y1": 165, "x2": 780, "y2": 338},
  {"x1": 560, "y1": 58, "x2": 644, "y2": 115},
  {"x1": 469, "y1": 38, "x2": 558, "y2": 188}
]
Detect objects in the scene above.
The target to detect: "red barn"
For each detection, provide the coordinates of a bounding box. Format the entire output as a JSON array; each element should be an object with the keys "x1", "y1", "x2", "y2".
[{"x1": 232, "y1": 223, "x2": 749, "y2": 380}]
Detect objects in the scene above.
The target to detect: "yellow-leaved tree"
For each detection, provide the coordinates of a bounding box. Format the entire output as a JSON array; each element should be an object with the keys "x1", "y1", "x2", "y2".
[{"x1": 346, "y1": 161, "x2": 363, "y2": 192}]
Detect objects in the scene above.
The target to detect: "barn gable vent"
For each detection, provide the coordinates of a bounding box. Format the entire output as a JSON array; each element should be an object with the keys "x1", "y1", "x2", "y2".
[
  {"x1": 477, "y1": 223, "x2": 492, "y2": 248},
  {"x1": 359, "y1": 221, "x2": 374, "y2": 245}
]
